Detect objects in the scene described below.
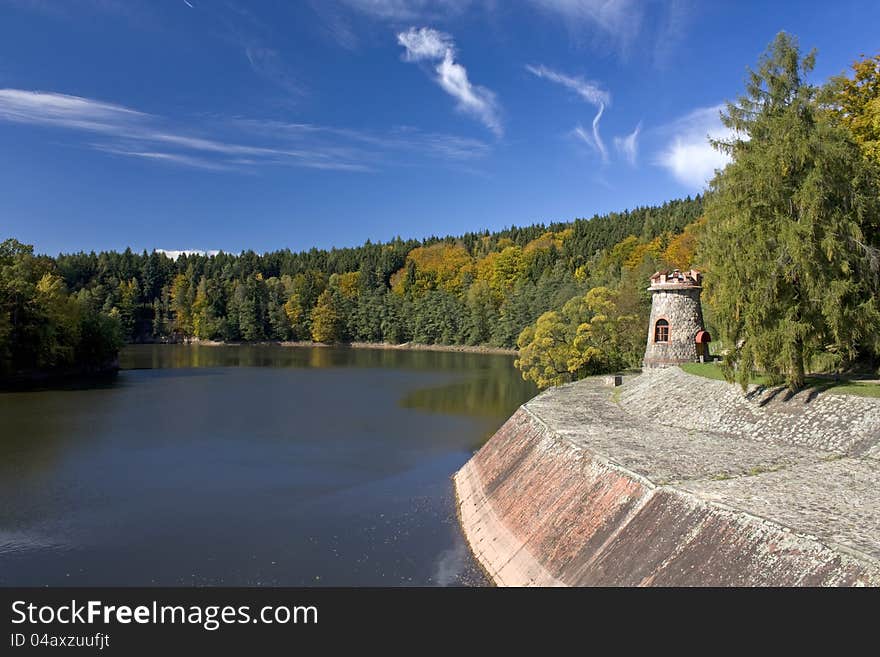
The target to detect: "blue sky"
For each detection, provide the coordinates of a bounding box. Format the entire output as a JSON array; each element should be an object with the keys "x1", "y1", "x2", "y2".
[{"x1": 1, "y1": 1, "x2": 878, "y2": 256}]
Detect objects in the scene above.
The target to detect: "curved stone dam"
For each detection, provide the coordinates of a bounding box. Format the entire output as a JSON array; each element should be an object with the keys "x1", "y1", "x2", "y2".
[{"x1": 454, "y1": 367, "x2": 880, "y2": 586}]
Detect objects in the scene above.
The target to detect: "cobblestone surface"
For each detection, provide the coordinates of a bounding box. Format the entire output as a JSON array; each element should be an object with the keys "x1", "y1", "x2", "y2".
[
  {"x1": 618, "y1": 368, "x2": 880, "y2": 454},
  {"x1": 524, "y1": 368, "x2": 880, "y2": 563}
]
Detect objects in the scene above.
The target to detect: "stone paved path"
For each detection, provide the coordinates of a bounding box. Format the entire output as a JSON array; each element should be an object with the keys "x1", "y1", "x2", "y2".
[{"x1": 526, "y1": 368, "x2": 880, "y2": 563}]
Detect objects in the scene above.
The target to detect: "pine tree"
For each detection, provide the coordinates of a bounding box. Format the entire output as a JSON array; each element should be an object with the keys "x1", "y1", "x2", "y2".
[{"x1": 701, "y1": 33, "x2": 880, "y2": 390}]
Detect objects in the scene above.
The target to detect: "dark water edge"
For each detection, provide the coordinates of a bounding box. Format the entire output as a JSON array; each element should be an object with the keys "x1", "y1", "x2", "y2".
[
  {"x1": 0, "y1": 360, "x2": 119, "y2": 391},
  {"x1": 0, "y1": 344, "x2": 536, "y2": 587}
]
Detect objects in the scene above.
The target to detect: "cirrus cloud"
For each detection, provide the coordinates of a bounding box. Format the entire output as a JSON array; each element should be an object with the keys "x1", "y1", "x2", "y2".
[
  {"x1": 397, "y1": 27, "x2": 502, "y2": 137},
  {"x1": 0, "y1": 88, "x2": 493, "y2": 173},
  {"x1": 527, "y1": 64, "x2": 610, "y2": 162},
  {"x1": 614, "y1": 121, "x2": 641, "y2": 166}
]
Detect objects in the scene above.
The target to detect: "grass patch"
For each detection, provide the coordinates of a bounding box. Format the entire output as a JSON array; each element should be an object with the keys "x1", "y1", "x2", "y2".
[
  {"x1": 823, "y1": 381, "x2": 880, "y2": 399},
  {"x1": 679, "y1": 362, "x2": 727, "y2": 381},
  {"x1": 679, "y1": 362, "x2": 880, "y2": 399},
  {"x1": 679, "y1": 362, "x2": 773, "y2": 385}
]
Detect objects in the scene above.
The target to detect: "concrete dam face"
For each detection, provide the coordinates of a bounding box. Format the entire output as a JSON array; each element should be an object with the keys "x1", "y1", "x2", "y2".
[{"x1": 454, "y1": 368, "x2": 880, "y2": 586}]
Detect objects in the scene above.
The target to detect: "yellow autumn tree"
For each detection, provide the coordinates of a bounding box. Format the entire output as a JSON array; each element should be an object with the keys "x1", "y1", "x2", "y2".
[
  {"x1": 623, "y1": 235, "x2": 664, "y2": 271},
  {"x1": 476, "y1": 245, "x2": 525, "y2": 302},
  {"x1": 332, "y1": 271, "x2": 361, "y2": 299},
  {"x1": 310, "y1": 290, "x2": 342, "y2": 343},
  {"x1": 35, "y1": 273, "x2": 81, "y2": 367},
  {"x1": 515, "y1": 286, "x2": 645, "y2": 388},
  {"x1": 170, "y1": 273, "x2": 193, "y2": 335},
  {"x1": 515, "y1": 310, "x2": 574, "y2": 388},
  {"x1": 391, "y1": 243, "x2": 473, "y2": 296},
  {"x1": 662, "y1": 217, "x2": 706, "y2": 269},
  {"x1": 828, "y1": 53, "x2": 880, "y2": 165}
]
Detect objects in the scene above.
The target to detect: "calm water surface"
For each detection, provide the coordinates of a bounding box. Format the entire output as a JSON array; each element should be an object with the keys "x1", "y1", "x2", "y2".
[{"x1": 0, "y1": 344, "x2": 536, "y2": 586}]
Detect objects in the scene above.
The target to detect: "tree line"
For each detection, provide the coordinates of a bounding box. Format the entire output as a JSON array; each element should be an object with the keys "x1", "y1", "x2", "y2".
[{"x1": 1, "y1": 196, "x2": 700, "y2": 367}]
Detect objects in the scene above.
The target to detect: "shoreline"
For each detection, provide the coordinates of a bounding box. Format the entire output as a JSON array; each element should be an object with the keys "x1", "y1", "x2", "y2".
[
  {"x1": 0, "y1": 359, "x2": 120, "y2": 390},
  {"x1": 137, "y1": 338, "x2": 518, "y2": 356}
]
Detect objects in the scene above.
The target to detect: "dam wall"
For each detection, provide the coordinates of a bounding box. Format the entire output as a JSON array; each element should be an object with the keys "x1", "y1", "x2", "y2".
[{"x1": 454, "y1": 368, "x2": 880, "y2": 586}]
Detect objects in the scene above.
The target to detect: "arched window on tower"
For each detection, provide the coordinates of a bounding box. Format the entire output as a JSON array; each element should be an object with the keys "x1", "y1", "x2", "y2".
[{"x1": 654, "y1": 319, "x2": 669, "y2": 343}]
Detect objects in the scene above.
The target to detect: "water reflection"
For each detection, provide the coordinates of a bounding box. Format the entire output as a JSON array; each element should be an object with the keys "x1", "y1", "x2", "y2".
[
  {"x1": 400, "y1": 375, "x2": 535, "y2": 419},
  {"x1": 0, "y1": 344, "x2": 536, "y2": 586},
  {"x1": 120, "y1": 343, "x2": 522, "y2": 375}
]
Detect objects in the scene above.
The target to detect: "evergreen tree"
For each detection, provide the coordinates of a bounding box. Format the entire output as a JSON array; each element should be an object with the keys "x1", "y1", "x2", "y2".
[
  {"x1": 701, "y1": 33, "x2": 880, "y2": 390},
  {"x1": 236, "y1": 276, "x2": 268, "y2": 342},
  {"x1": 463, "y1": 280, "x2": 497, "y2": 345}
]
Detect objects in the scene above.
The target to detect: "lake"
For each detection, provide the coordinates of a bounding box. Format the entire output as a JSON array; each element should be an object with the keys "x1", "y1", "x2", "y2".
[{"x1": 0, "y1": 344, "x2": 536, "y2": 586}]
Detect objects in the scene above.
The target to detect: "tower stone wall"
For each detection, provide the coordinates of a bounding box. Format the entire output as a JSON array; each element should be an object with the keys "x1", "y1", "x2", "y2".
[{"x1": 643, "y1": 270, "x2": 707, "y2": 368}]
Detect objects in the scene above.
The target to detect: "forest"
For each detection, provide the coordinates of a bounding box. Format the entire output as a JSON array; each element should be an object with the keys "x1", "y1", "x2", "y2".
[
  {"x1": 2, "y1": 35, "x2": 878, "y2": 391},
  {"x1": 0, "y1": 194, "x2": 702, "y2": 379}
]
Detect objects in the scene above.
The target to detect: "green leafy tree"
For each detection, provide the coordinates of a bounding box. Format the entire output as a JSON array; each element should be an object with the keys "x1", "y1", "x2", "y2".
[
  {"x1": 515, "y1": 310, "x2": 575, "y2": 388},
  {"x1": 569, "y1": 287, "x2": 643, "y2": 375},
  {"x1": 76, "y1": 311, "x2": 122, "y2": 371},
  {"x1": 0, "y1": 238, "x2": 121, "y2": 377},
  {"x1": 35, "y1": 273, "x2": 81, "y2": 368},
  {"x1": 114, "y1": 278, "x2": 139, "y2": 340},
  {"x1": 152, "y1": 289, "x2": 171, "y2": 338},
  {"x1": 515, "y1": 286, "x2": 644, "y2": 388},
  {"x1": 701, "y1": 33, "x2": 880, "y2": 390}
]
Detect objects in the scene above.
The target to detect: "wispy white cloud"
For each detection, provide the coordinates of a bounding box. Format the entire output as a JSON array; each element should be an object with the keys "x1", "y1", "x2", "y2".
[
  {"x1": 397, "y1": 27, "x2": 502, "y2": 137},
  {"x1": 0, "y1": 88, "x2": 148, "y2": 133},
  {"x1": 340, "y1": 0, "x2": 471, "y2": 22},
  {"x1": 236, "y1": 120, "x2": 492, "y2": 163},
  {"x1": 398, "y1": 25, "x2": 455, "y2": 60},
  {"x1": 614, "y1": 121, "x2": 641, "y2": 165},
  {"x1": 314, "y1": 0, "x2": 472, "y2": 51},
  {"x1": 92, "y1": 145, "x2": 233, "y2": 171},
  {"x1": 527, "y1": 64, "x2": 609, "y2": 161},
  {"x1": 573, "y1": 118, "x2": 606, "y2": 161},
  {"x1": 0, "y1": 88, "x2": 491, "y2": 172},
  {"x1": 526, "y1": 0, "x2": 643, "y2": 51},
  {"x1": 590, "y1": 102, "x2": 606, "y2": 161},
  {"x1": 0, "y1": 89, "x2": 366, "y2": 171},
  {"x1": 655, "y1": 104, "x2": 733, "y2": 189},
  {"x1": 525, "y1": 64, "x2": 609, "y2": 106}
]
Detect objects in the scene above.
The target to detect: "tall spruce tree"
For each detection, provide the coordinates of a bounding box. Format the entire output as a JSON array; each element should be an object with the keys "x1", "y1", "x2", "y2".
[{"x1": 701, "y1": 33, "x2": 880, "y2": 390}]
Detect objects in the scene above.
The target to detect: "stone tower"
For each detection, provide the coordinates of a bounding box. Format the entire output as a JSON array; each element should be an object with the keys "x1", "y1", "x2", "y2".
[{"x1": 642, "y1": 269, "x2": 710, "y2": 368}]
